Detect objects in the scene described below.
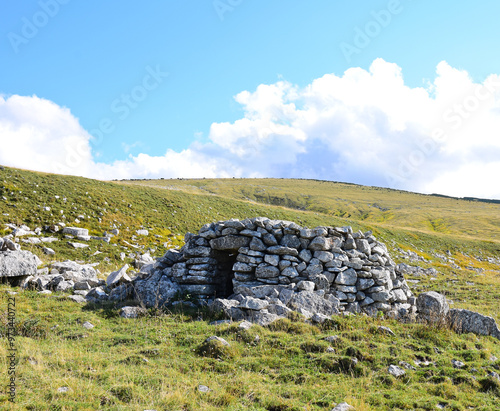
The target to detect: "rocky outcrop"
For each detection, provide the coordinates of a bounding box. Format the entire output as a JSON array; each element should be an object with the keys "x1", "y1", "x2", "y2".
[
  {"x1": 416, "y1": 291, "x2": 449, "y2": 322},
  {"x1": 0, "y1": 250, "x2": 41, "y2": 278},
  {"x1": 448, "y1": 309, "x2": 500, "y2": 340},
  {"x1": 417, "y1": 291, "x2": 500, "y2": 340},
  {"x1": 0, "y1": 236, "x2": 42, "y2": 283},
  {"x1": 22, "y1": 260, "x2": 101, "y2": 294}
]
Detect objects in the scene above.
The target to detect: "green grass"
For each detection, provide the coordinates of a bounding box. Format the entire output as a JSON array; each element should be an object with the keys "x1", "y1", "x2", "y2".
[
  {"x1": 0, "y1": 166, "x2": 500, "y2": 409},
  {"x1": 0, "y1": 289, "x2": 499, "y2": 410},
  {"x1": 126, "y1": 177, "x2": 500, "y2": 242}
]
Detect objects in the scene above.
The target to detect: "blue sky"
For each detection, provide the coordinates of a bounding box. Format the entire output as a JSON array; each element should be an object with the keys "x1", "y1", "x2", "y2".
[{"x1": 1, "y1": 1, "x2": 500, "y2": 199}]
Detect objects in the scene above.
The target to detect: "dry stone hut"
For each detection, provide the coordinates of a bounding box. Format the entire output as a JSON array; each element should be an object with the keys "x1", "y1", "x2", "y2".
[{"x1": 138, "y1": 217, "x2": 416, "y2": 323}]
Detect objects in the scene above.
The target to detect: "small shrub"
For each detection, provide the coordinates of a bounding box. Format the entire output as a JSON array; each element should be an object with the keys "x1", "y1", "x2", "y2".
[
  {"x1": 277, "y1": 371, "x2": 308, "y2": 384},
  {"x1": 236, "y1": 329, "x2": 260, "y2": 345},
  {"x1": 345, "y1": 346, "x2": 370, "y2": 361},
  {"x1": 286, "y1": 311, "x2": 306, "y2": 322},
  {"x1": 376, "y1": 374, "x2": 395, "y2": 387},
  {"x1": 223, "y1": 324, "x2": 263, "y2": 345},
  {"x1": 345, "y1": 330, "x2": 368, "y2": 342},
  {"x1": 300, "y1": 341, "x2": 329, "y2": 353},
  {"x1": 0, "y1": 316, "x2": 48, "y2": 339},
  {"x1": 316, "y1": 357, "x2": 336, "y2": 373},
  {"x1": 331, "y1": 356, "x2": 365, "y2": 376},
  {"x1": 267, "y1": 318, "x2": 317, "y2": 335},
  {"x1": 479, "y1": 377, "x2": 500, "y2": 395},
  {"x1": 452, "y1": 373, "x2": 478, "y2": 388},
  {"x1": 317, "y1": 318, "x2": 341, "y2": 331},
  {"x1": 140, "y1": 348, "x2": 160, "y2": 357},
  {"x1": 458, "y1": 349, "x2": 481, "y2": 362},
  {"x1": 110, "y1": 386, "x2": 133, "y2": 403},
  {"x1": 100, "y1": 396, "x2": 114, "y2": 406},
  {"x1": 431, "y1": 381, "x2": 459, "y2": 400},
  {"x1": 120, "y1": 355, "x2": 148, "y2": 365},
  {"x1": 111, "y1": 336, "x2": 136, "y2": 346},
  {"x1": 196, "y1": 339, "x2": 235, "y2": 360}
]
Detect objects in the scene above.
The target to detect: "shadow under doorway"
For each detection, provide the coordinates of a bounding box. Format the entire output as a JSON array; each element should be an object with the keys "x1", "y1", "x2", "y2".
[{"x1": 212, "y1": 249, "x2": 238, "y2": 298}]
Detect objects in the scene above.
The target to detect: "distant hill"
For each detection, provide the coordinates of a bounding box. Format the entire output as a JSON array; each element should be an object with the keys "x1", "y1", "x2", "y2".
[{"x1": 122, "y1": 177, "x2": 500, "y2": 242}]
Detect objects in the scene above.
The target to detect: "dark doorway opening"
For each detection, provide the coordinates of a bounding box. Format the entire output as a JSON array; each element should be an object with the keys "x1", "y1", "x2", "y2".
[
  {"x1": 213, "y1": 250, "x2": 237, "y2": 298},
  {"x1": 1, "y1": 275, "x2": 28, "y2": 287}
]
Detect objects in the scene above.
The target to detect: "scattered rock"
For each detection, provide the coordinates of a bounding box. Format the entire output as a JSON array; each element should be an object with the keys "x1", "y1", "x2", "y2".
[
  {"x1": 67, "y1": 295, "x2": 86, "y2": 303},
  {"x1": 82, "y1": 321, "x2": 94, "y2": 330},
  {"x1": 62, "y1": 227, "x2": 89, "y2": 237},
  {"x1": 447, "y1": 309, "x2": 500, "y2": 340},
  {"x1": 198, "y1": 385, "x2": 210, "y2": 393},
  {"x1": 416, "y1": 291, "x2": 449, "y2": 323},
  {"x1": 378, "y1": 326, "x2": 395, "y2": 336},
  {"x1": 42, "y1": 247, "x2": 55, "y2": 255},
  {"x1": 106, "y1": 264, "x2": 131, "y2": 287},
  {"x1": 238, "y1": 320, "x2": 253, "y2": 330},
  {"x1": 68, "y1": 242, "x2": 89, "y2": 249},
  {"x1": 205, "y1": 336, "x2": 230, "y2": 347},
  {"x1": 311, "y1": 313, "x2": 331, "y2": 323},
  {"x1": 451, "y1": 359, "x2": 465, "y2": 369},
  {"x1": 120, "y1": 306, "x2": 147, "y2": 319},
  {"x1": 398, "y1": 361, "x2": 416, "y2": 371},
  {"x1": 388, "y1": 364, "x2": 406, "y2": 377},
  {"x1": 209, "y1": 320, "x2": 231, "y2": 326},
  {"x1": 51, "y1": 260, "x2": 98, "y2": 282},
  {"x1": 86, "y1": 287, "x2": 108, "y2": 302},
  {"x1": 0, "y1": 249, "x2": 40, "y2": 278},
  {"x1": 239, "y1": 296, "x2": 269, "y2": 310},
  {"x1": 330, "y1": 402, "x2": 354, "y2": 411}
]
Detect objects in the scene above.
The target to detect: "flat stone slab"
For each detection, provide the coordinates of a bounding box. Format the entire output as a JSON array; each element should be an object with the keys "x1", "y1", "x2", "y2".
[
  {"x1": 62, "y1": 227, "x2": 89, "y2": 237},
  {"x1": 0, "y1": 250, "x2": 40, "y2": 277}
]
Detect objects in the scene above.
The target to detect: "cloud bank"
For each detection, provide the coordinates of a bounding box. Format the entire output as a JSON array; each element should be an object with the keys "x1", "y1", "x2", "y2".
[{"x1": 1, "y1": 59, "x2": 500, "y2": 199}]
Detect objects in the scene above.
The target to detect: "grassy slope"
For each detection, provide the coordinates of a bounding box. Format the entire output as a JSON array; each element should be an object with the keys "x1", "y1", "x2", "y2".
[
  {"x1": 0, "y1": 167, "x2": 499, "y2": 410},
  {"x1": 127, "y1": 178, "x2": 500, "y2": 241},
  {"x1": 1, "y1": 296, "x2": 499, "y2": 410},
  {"x1": 122, "y1": 177, "x2": 500, "y2": 321},
  {"x1": 1, "y1": 167, "x2": 499, "y2": 318}
]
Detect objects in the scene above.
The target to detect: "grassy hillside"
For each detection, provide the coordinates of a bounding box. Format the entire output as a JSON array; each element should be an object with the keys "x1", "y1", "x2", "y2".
[
  {"x1": 0, "y1": 166, "x2": 499, "y2": 409},
  {"x1": 124, "y1": 178, "x2": 500, "y2": 242},
  {"x1": 1, "y1": 167, "x2": 499, "y2": 319},
  {"x1": 0, "y1": 293, "x2": 499, "y2": 410}
]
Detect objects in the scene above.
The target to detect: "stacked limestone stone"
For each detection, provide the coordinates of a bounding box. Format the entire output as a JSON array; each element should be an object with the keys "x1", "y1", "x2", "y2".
[{"x1": 154, "y1": 217, "x2": 416, "y2": 321}]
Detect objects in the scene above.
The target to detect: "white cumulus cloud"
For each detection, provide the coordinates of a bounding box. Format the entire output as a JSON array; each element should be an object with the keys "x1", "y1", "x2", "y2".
[{"x1": 1, "y1": 58, "x2": 500, "y2": 199}]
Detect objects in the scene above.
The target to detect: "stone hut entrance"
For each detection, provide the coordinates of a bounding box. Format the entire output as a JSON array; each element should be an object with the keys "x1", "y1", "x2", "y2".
[
  {"x1": 209, "y1": 234, "x2": 252, "y2": 298},
  {"x1": 212, "y1": 250, "x2": 238, "y2": 298}
]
